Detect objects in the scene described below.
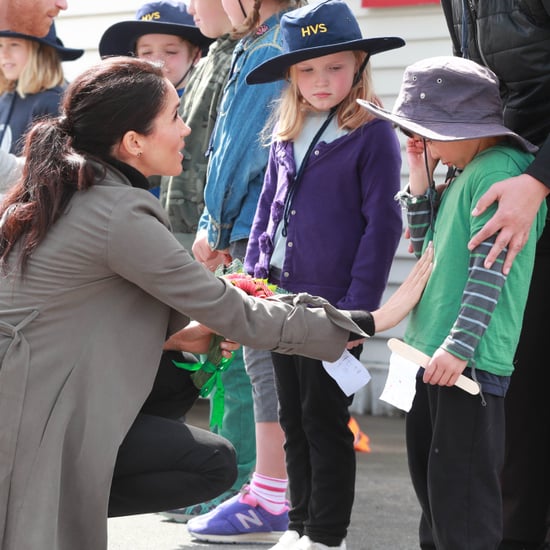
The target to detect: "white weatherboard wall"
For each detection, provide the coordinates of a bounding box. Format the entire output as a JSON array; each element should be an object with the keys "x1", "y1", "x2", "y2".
[{"x1": 56, "y1": 1, "x2": 452, "y2": 415}]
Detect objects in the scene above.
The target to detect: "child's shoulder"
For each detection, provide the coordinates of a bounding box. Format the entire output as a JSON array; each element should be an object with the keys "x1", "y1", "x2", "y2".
[
  {"x1": 475, "y1": 143, "x2": 534, "y2": 174},
  {"x1": 355, "y1": 117, "x2": 401, "y2": 147},
  {"x1": 23, "y1": 86, "x2": 64, "y2": 117}
]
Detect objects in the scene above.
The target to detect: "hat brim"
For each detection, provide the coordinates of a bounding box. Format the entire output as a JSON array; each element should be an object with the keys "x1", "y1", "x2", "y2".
[
  {"x1": 0, "y1": 30, "x2": 84, "y2": 61},
  {"x1": 246, "y1": 37, "x2": 405, "y2": 85},
  {"x1": 357, "y1": 99, "x2": 538, "y2": 154},
  {"x1": 98, "y1": 20, "x2": 212, "y2": 58}
]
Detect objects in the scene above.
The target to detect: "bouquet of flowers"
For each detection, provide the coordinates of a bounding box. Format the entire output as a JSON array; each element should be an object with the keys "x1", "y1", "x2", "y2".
[{"x1": 173, "y1": 260, "x2": 287, "y2": 429}]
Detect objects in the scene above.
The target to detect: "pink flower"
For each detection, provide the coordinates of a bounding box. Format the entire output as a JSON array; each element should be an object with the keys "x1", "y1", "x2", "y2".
[{"x1": 224, "y1": 273, "x2": 275, "y2": 298}]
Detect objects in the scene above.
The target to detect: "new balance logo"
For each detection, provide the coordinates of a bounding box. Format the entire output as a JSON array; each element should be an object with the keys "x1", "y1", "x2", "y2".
[{"x1": 235, "y1": 509, "x2": 266, "y2": 529}]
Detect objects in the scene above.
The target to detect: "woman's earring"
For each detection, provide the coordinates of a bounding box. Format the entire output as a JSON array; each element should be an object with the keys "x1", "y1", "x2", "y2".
[{"x1": 137, "y1": 151, "x2": 143, "y2": 158}]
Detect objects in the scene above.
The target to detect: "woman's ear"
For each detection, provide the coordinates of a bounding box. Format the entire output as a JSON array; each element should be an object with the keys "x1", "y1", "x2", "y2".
[{"x1": 120, "y1": 130, "x2": 143, "y2": 158}]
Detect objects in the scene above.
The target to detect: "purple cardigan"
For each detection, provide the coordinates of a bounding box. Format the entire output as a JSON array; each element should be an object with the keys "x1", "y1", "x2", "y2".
[{"x1": 245, "y1": 118, "x2": 403, "y2": 311}]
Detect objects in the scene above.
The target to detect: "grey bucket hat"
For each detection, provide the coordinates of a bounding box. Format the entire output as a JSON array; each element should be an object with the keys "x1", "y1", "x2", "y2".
[{"x1": 357, "y1": 55, "x2": 537, "y2": 153}]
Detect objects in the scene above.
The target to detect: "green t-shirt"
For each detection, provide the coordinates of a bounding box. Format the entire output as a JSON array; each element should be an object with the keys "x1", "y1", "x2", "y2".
[{"x1": 405, "y1": 145, "x2": 547, "y2": 376}]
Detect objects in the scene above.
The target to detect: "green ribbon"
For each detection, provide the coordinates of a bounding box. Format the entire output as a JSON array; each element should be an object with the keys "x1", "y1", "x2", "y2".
[{"x1": 172, "y1": 334, "x2": 234, "y2": 429}]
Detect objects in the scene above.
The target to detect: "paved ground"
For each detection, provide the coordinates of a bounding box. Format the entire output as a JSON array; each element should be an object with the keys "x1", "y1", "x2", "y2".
[{"x1": 108, "y1": 401, "x2": 421, "y2": 550}]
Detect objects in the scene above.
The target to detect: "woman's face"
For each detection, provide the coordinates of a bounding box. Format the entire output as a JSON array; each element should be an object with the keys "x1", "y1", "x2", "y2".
[
  {"x1": 135, "y1": 33, "x2": 199, "y2": 89},
  {"x1": 136, "y1": 80, "x2": 191, "y2": 177},
  {"x1": 0, "y1": 37, "x2": 31, "y2": 81}
]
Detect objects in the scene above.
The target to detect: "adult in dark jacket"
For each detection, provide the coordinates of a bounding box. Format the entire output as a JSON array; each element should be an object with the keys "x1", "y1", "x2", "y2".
[{"x1": 441, "y1": 2, "x2": 550, "y2": 549}]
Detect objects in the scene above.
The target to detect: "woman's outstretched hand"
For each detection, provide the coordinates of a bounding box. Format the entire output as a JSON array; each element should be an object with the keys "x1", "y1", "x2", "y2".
[{"x1": 371, "y1": 242, "x2": 433, "y2": 333}]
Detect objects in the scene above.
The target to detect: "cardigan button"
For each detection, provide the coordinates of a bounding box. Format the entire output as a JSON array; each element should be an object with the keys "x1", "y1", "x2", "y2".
[
  {"x1": 283, "y1": 272, "x2": 290, "y2": 278},
  {"x1": 287, "y1": 241, "x2": 293, "y2": 247}
]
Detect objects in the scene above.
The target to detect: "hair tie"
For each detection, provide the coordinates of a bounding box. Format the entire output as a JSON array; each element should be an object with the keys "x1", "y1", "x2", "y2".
[{"x1": 57, "y1": 115, "x2": 72, "y2": 136}]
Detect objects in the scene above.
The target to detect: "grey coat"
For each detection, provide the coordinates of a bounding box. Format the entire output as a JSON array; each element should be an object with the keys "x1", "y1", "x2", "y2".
[
  {"x1": 0, "y1": 149, "x2": 22, "y2": 194},
  {"x1": 0, "y1": 161, "x2": 364, "y2": 550}
]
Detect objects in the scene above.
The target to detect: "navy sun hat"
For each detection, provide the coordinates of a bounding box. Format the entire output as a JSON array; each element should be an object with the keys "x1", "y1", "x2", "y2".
[
  {"x1": 357, "y1": 56, "x2": 537, "y2": 153},
  {"x1": 0, "y1": 22, "x2": 84, "y2": 62},
  {"x1": 98, "y1": 1, "x2": 213, "y2": 58},
  {"x1": 246, "y1": 0, "x2": 405, "y2": 85}
]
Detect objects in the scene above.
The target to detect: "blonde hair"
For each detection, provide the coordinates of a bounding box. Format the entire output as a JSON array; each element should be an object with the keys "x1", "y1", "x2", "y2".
[
  {"x1": 269, "y1": 50, "x2": 381, "y2": 143},
  {"x1": 231, "y1": 0, "x2": 305, "y2": 39},
  {"x1": 0, "y1": 41, "x2": 64, "y2": 97}
]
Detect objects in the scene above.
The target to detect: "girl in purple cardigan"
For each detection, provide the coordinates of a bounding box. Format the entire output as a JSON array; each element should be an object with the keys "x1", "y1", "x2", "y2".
[{"x1": 241, "y1": 2, "x2": 404, "y2": 549}]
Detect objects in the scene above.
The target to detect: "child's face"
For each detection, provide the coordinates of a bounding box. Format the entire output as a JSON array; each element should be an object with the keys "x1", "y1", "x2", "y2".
[
  {"x1": 425, "y1": 139, "x2": 483, "y2": 170},
  {"x1": 293, "y1": 51, "x2": 357, "y2": 112},
  {"x1": 135, "y1": 33, "x2": 199, "y2": 89},
  {"x1": 187, "y1": 0, "x2": 232, "y2": 39},
  {"x1": 0, "y1": 37, "x2": 30, "y2": 82}
]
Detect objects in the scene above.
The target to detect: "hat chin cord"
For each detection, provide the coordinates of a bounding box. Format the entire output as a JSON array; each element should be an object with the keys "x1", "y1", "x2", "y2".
[
  {"x1": 173, "y1": 62, "x2": 195, "y2": 90},
  {"x1": 352, "y1": 53, "x2": 370, "y2": 88},
  {"x1": 422, "y1": 138, "x2": 438, "y2": 230},
  {"x1": 237, "y1": 0, "x2": 247, "y2": 19}
]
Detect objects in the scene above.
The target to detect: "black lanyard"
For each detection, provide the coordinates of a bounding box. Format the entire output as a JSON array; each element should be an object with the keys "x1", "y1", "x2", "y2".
[{"x1": 282, "y1": 108, "x2": 336, "y2": 236}]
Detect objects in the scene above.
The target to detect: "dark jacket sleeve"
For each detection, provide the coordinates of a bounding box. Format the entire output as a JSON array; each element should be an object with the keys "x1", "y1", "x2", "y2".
[{"x1": 526, "y1": 135, "x2": 550, "y2": 190}]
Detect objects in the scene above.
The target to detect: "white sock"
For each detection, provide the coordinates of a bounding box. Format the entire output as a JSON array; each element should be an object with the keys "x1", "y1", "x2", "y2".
[{"x1": 249, "y1": 472, "x2": 288, "y2": 514}]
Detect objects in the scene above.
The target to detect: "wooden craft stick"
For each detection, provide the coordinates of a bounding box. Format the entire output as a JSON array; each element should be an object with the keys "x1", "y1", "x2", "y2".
[{"x1": 387, "y1": 338, "x2": 480, "y2": 396}]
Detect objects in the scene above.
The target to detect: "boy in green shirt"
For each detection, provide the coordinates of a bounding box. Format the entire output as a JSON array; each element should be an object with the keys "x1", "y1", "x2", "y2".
[{"x1": 359, "y1": 56, "x2": 547, "y2": 550}]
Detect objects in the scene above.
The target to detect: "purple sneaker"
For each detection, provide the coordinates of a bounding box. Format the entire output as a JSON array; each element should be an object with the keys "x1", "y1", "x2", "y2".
[{"x1": 187, "y1": 486, "x2": 289, "y2": 543}]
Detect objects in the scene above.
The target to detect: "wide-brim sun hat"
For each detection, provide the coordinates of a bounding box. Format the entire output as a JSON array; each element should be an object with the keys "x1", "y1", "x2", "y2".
[
  {"x1": 99, "y1": 0, "x2": 212, "y2": 58},
  {"x1": 246, "y1": 0, "x2": 405, "y2": 85},
  {"x1": 0, "y1": 22, "x2": 84, "y2": 62},
  {"x1": 357, "y1": 55, "x2": 537, "y2": 153}
]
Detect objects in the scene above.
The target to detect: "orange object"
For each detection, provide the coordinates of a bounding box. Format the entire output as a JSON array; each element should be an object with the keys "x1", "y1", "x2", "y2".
[{"x1": 348, "y1": 416, "x2": 371, "y2": 453}]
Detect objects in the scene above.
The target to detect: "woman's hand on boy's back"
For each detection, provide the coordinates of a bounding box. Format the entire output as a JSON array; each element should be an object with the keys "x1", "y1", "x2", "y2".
[{"x1": 468, "y1": 173, "x2": 549, "y2": 275}]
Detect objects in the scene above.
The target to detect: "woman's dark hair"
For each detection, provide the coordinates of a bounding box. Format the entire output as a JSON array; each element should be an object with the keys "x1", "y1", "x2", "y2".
[{"x1": 0, "y1": 56, "x2": 168, "y2": 272}]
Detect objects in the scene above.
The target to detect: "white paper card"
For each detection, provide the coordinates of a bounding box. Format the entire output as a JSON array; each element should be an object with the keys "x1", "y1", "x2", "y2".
[
  {"x1": 322, "y1": 349, "x2": 371, "y2": 396},
  {"x1": 379, "y1": 352, "x2": 419, "y2": 412}
]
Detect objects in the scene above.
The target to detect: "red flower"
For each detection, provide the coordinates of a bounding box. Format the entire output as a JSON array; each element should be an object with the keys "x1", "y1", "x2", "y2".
[{"x1": 224, "y1": 273, "x2": 275, "y2": 298}]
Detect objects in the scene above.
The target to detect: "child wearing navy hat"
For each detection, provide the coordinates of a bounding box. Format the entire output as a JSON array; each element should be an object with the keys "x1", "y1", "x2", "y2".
[
  {"x1": 99, "y1": 1, "x2": 212, "y2": 96},
  {"x1": 0, "y1": 22, "x2": 83, "y2": 155},
  {"x1": 189, "y1": 1, "x2": 405, "y2": 549}
]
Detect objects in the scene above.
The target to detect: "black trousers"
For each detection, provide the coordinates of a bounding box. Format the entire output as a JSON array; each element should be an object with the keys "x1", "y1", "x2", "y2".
[
  {"x1": 406, "y1": 380, "x2": 505, "y2": 550},
  {"x1": 272, "y1": 349, "x2": 358, "y2": 547},
  {"x1": 108, "y1": 350, "x2": 237, "y2": 517},
  {"x1": 499, "y1": 252, "x2": 550, "y2": 549}
]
